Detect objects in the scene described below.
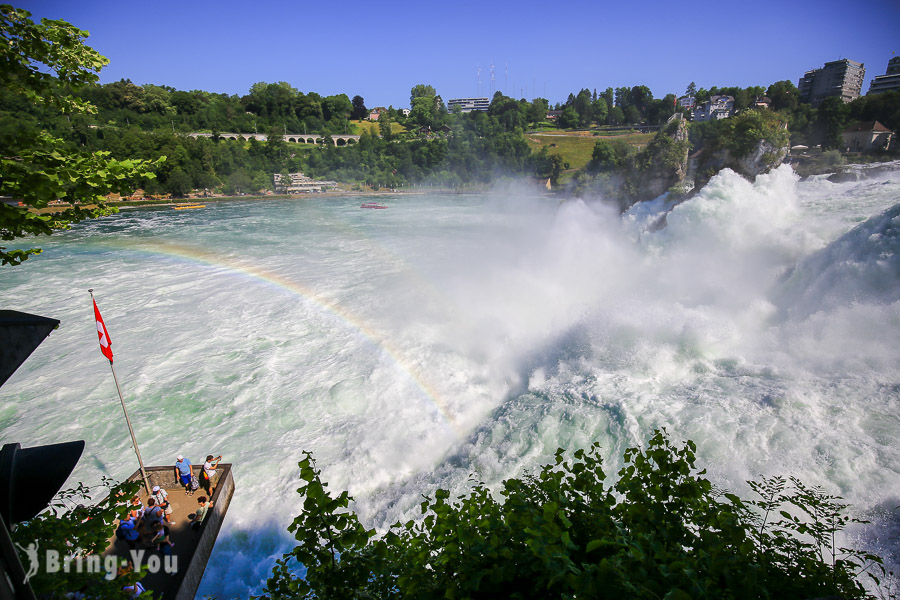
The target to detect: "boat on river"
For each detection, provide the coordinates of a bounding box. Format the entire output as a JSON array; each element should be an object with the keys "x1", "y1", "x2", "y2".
[
  {"x1": 174, "y1": 204, "x2": 206, "y2": 210},
  {"x1": 361, "y1": 202, "x2": 387, "y2": 209}
]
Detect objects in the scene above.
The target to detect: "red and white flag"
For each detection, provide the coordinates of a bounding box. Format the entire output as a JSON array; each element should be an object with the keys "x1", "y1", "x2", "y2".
[{"x1": 93, "y1": 298, "x2": 114, "y2": 363}]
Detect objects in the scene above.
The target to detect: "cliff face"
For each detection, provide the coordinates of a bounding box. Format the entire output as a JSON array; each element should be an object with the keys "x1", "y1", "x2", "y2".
[
  {"x1": 578, "y1": 110, "x2": 790, "y2": 212},
  {"x1": 621, "y1": 117, "x2": 691, "y2": 209},
  {"x1": 689, "y1": 110, "x2": 790, "y2": 192},
  {"x1": 691, "y1": 135, "x2": 790, "y2": 191}
]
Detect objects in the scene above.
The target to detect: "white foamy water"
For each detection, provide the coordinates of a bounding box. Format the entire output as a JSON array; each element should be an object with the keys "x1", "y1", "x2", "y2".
[{"x1": 1, "y1": 162, "x2": 899, "y2": 596}]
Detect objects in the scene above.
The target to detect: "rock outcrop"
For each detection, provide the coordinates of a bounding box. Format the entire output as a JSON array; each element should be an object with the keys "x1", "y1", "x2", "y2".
[
  {"x1": 621, "y1": 117, "x2": 691, "y2": 209},
  {"x1": 689, "y1": 110, "x2": 790, "y2": 192}
]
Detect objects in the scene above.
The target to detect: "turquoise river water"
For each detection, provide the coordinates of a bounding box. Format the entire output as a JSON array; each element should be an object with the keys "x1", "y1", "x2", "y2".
[{"x1": 2, "y1": 163, "x2": 899, "y2": 596}]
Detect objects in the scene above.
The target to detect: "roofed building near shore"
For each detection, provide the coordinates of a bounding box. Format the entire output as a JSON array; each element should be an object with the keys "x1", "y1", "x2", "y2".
[
  {"x1": 273, "y1": 172, "x2": 337, "y2": 193},
  {"x1": 841, "y1": 121, "x2": 894, "y2": 152},
  {"x1": 798, "y1": 58, "x2": 865, "y2": 107},
  {"x1": 867, "y1": 56, "x2": 900, "y2": 96}
]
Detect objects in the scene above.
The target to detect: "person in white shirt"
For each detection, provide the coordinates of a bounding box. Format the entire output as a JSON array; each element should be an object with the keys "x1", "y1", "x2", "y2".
[{"x1": 201, "y1": 454, "x2": 221, "y2": 495}]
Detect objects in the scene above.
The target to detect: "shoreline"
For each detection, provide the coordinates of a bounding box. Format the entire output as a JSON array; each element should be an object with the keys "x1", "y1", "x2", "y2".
[{"x1": 30, "y1": 186, "x2": 485, "y2": 214}]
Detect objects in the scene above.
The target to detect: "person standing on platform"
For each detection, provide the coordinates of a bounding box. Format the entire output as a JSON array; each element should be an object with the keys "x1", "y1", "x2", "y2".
[
  {"x1": 174, "y1": 454, "x2": 192, "y2": 494},
  {"x1": 200, "y1": 454, "x2": 221, "y2": 496}
]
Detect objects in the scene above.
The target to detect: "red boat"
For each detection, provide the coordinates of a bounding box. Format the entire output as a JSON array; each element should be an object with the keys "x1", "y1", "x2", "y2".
[{"x1": 361, "y1": 202, "x2": 387, "y2": 209}]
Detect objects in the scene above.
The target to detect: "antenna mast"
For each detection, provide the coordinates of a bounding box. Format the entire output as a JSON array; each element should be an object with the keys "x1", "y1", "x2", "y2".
[{"x1": 490, "y1": 60, "x2": 495, "y2": 96}]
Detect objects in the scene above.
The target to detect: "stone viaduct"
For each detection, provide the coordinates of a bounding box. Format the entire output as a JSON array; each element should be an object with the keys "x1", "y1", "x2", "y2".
[{"x1": 187, "y1": 132, "x2": 361, "y2": 146}]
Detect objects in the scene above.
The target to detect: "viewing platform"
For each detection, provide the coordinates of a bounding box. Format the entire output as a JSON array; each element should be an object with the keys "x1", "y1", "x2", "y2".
[{"x1": 107, "y1": 464, "x2": 234, "y2": 600}]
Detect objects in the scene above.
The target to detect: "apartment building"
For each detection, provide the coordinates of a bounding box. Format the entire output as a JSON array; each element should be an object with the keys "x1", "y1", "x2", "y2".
[
  {"x1": 867, "y1": 56, "x2": 900, "y2": 95},
  {"x1": 447, "y1": 97, "x2": 490, "y2": 113},
  {"x1": 798, "y1": 59, "x2": 865, "y2": 106}
]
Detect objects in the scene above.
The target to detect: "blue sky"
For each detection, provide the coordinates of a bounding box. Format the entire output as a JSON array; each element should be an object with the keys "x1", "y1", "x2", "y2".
[{"x1": 19, "y1": 0, "x2": 900, "y2": 109}]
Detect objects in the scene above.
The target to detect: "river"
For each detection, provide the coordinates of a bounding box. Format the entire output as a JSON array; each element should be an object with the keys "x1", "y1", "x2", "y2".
[{"x1": 2, "y1": 163, "x2": 899, "y2": 596}]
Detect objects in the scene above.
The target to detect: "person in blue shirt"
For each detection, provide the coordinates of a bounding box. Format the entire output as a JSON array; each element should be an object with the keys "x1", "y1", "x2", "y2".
[{"x1": 174, "y1": 454, "x2": 192, "y2": 493}]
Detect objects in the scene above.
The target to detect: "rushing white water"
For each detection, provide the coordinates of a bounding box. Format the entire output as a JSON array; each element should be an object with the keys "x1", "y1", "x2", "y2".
[{"x1": 1, "y1": 162, "x2": 899, "y2": 596}]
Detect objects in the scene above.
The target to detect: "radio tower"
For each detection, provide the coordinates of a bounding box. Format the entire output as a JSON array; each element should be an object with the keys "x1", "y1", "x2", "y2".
[
  {"x1": 490, "y1": 60, "x2": 495, "y2": 96},
  {"x1": 476, "y1": 65, "x2": 482, "y2": 96}
]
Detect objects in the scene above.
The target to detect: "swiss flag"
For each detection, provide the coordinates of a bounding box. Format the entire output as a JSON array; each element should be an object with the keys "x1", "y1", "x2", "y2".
[{"x1": 93, "y1": 298, "x2": 114, "y2": 363}]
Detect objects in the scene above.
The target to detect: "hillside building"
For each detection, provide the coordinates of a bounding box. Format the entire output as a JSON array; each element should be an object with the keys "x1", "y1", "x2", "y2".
[
  {"x1": 447, "y1": 97, "x2": 490, "y2": 113},
  {"x1": 678, "y1": 96, "x2": 696, "y2": 110},
  {"x1": 691, "y1": 95, "x2": 734, "y2": 122},
  {"x1": 841, "y1": 121, "x2": 894, "y2": 152},
  {"x1": 867, "y1": 56, "x2": 900, "y2": 95},
  {"x1": 798, "y1": 59, "x2": 865, "y2": 107}
]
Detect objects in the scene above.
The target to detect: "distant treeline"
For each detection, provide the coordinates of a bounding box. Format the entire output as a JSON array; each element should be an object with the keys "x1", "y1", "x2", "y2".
[{"x1": 1, "y1": 79, "x2": 897, "y2": 197}]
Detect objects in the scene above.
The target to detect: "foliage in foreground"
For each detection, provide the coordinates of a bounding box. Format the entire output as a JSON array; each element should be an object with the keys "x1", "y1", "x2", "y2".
[
  {"x1": 264, "y1": 431, "x2": 891, "y2": 600},
  {"x1": 0, "y1": 5, "x2": 162, "y2": 265},
  {"x1": 12, "y1": 477, "x2": 144, "y2": 599}
]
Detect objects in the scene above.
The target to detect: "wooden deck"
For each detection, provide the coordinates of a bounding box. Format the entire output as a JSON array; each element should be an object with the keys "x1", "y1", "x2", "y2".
[{"x1": 106, "y1": 464, "x2": 234, "y2": 600}]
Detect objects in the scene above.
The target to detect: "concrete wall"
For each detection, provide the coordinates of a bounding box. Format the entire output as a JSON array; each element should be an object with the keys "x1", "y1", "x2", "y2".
[{"x1": 127, "y1": 464, "x2": 234, "y2": 600}]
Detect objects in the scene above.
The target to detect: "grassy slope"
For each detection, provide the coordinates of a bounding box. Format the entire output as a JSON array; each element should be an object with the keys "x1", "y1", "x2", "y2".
[
  {"x1": 350, "y1": 120, "x2": 406, "y2": 135},
  {"x1": 524, "y1": 130, "x2": 655, "y2": 181}
]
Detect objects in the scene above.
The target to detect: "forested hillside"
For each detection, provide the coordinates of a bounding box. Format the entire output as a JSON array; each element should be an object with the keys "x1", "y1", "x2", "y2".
[{"x1": 2, "y1": 75, "x2": 897, "y2": 198}]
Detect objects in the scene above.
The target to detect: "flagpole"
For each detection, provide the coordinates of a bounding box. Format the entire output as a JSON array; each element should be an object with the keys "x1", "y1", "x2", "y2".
[
  {"x1": 89, "y1": 290, "x2": 151, "y2": 496},
  {"x1": 109, "y1": 359, "x2": 151, "y2": 496}
]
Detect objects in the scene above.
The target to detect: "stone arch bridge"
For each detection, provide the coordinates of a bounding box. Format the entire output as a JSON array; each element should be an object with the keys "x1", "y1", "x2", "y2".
[{"x1": 188, "y1": 132, "x2": 361, "y2": 146}]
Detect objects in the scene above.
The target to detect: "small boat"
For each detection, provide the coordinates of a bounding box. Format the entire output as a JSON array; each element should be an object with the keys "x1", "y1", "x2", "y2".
[
  {"x1": 361, "y1": 202, "x2": 387, "y2": 209},
  {"x1": 174, "y1": 204, "x2": 206, "y2": 210}
]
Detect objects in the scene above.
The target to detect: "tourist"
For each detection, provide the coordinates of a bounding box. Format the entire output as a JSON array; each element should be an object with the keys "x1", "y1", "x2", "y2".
[
  {"x1": 200, "y1": 454, "x2": 221, "y2": 495},
  {"x1": 150, "y1": 485, "x2": 171, "y2": 515},
  {"x1": 127, "y1": 495, "x2": 144, "y2": 521},
  {"x1": 174, "y1": 454, "x2": 192, "y2": 493},
  {"x1": 115, "y1": 517, "x2": 140, "y2": 550},
  {"x1": 143, "y1": 497, "x2": 167, "y2": 534},
  {"x1": 150, "y1": 522, "x2": 173, "y2": 555},
  {"x1": 190, "y1": 496, "x2": 212, "y2": 532},
  {"x1": 122, "y1": 581, "x2": 145, "y2": 598}
]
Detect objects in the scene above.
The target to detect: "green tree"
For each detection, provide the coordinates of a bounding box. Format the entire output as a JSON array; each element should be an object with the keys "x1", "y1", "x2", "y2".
[
  {"x1": 814, "y1": 96, "x2": 850, "y2": 149},
  {"x1": 350, "y1": 95, "x2": 367, "y2": 120},
  {"x1": 588, "y1": 138, "x2": 628, "y2": 173},
  {"x1": 264, "y1": 430, "x2": 887, "y2": 600},
  {"x1": 409, "y1": 84, "x2": 437, "y2": 106},
  {"x1": 0, "y1": 5, "x2": 162, "y2": 265},
  {"x1": 767, "y1": 80, "x2": 800, "y2": 112},
  {"x1": 624, "y1": 105, "x2": 641, "y2": 124},
  {"x1": 378, "y1": 111, "x2": 393, "y2": 141},
  {"x1": 226, "y1": 169, "x2": 252, "y2": 195},
  {"x1": 591, "y1": 97, "x2": 608, "y2": 126},
  {"x1": 13, "y1": 477, "x2": 144, "y2": 598},
  {"x1": 558, "y1": 106, "x2": 579, "y2": 129},
  {"x1": 609, "y1": 105, "x2": 625, "y2": 125},
  {"x1": 528, "y1": 97, "x2": 549, "y2": 127},
  {"x1": 573, "y1": 88, "x2": 593, "y2": 127},
  {"x1": 166, "y1": 168, "x2": 193, "y2": 197},
  {"x1": 532, "y1": 146, "x2": 563, "y2": 185},
  {"x1": 686, "y1": 81, "x2": 697, "y2": 97}
]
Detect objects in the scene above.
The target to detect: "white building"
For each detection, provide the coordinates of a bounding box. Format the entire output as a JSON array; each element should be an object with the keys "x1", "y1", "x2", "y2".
[
  {"x1": 691, "y1": 95, "x2": 734, "y2": 122},
  {"x1": 447, "y1": 97, "x2": 490, "y2": 113},
  {"x1": 273, "y1": 172, "x2": 337, "y2": 193}
]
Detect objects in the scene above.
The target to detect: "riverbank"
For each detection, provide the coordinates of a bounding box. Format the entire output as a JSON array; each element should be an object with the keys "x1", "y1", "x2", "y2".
[{"x1": 27, "y1": 185, "x2": 485, "y2": 214}]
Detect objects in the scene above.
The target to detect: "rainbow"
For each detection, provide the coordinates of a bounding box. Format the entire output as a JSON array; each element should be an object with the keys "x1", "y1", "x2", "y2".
[{"x1": 97, "y1": 239, "x2": 463, "y2": 439}]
